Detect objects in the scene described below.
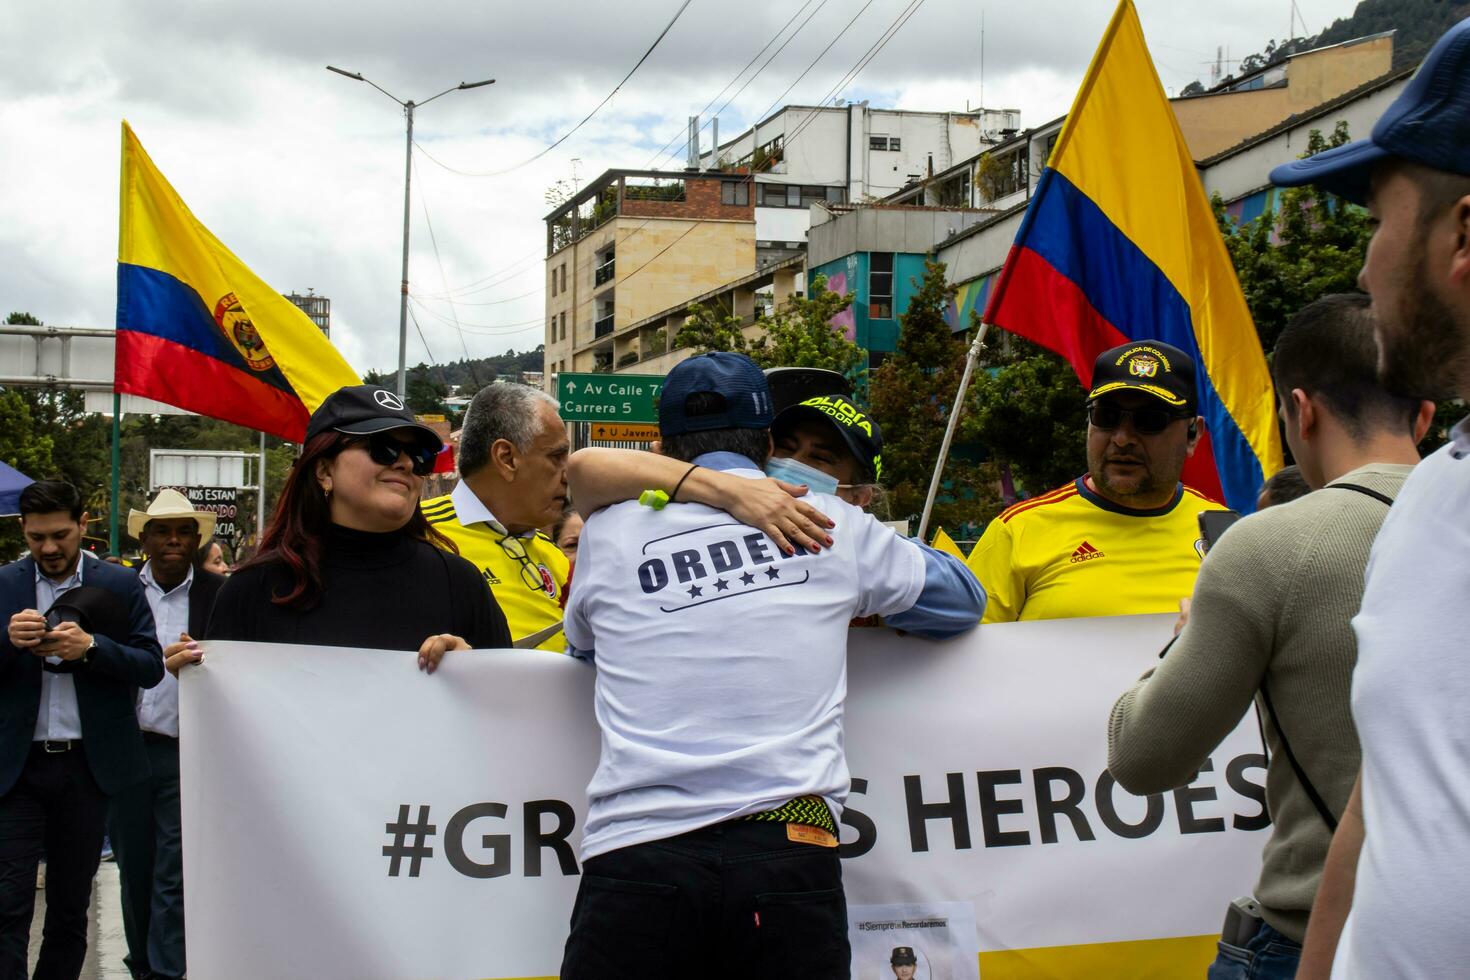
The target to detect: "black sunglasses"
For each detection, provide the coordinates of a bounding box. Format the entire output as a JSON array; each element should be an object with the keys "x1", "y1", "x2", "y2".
[
  {"x1": 355, "y1": 433, "x2": 439, "y2": 476},
  {"x1": 1087, "y1": 400, "x2": 1191, "y2": 436}
]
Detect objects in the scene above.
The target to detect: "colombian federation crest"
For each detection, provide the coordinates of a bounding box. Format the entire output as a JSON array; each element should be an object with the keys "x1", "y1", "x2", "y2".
[
  {"x1": 213, "y1": 292, "x2": 276, "y2": 372},
  {"x1": 1128, "y1": 353, "x2": 1160, "y2": 379}
]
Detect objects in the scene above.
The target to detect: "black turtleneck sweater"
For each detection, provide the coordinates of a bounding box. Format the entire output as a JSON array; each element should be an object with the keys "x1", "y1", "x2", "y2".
[{"x1": 206, "y1": 525, "x2": 511, "y2": 651}]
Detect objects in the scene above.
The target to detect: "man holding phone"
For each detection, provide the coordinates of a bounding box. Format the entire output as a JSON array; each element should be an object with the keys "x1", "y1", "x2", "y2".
[
  {"x1": 0, "y1": 480, "x2": 163, "y2": 979},
  {"x1": 1106, "y1": 295, "x2": 1432, "y2": 979},
  {"x1": 966, "y1": 340, "x2": 1227, "y2": 622}
]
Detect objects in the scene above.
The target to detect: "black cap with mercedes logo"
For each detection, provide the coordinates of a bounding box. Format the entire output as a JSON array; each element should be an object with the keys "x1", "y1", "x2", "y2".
[{"x1": 306, "y1": 384, "x2": 443, "y2": 452}]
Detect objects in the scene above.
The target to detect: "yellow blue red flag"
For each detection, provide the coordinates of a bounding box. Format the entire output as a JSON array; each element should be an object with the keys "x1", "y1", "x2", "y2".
[
  {"x1": 982, "y1": 0, "x2": 1282, "y2": 511},
  {"x1": 116, "y1": 122, "x2": 360, "y2": 441}
]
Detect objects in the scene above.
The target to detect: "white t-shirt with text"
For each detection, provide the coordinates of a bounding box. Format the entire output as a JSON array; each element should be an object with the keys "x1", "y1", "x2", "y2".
[{"x1": 565, "y1": 467, "x2": 926, "y2": 861}]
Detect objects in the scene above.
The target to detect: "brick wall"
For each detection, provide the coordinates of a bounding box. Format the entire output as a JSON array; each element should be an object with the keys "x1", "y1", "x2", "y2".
[{"x1": 621, "y1": 176, "x2": 755, "y2": 221}]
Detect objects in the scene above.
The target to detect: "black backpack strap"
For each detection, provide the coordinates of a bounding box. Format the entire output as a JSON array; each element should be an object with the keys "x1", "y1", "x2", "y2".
[
  {"x1": 1258, "y1": 681, "x2": 1338, "y2": 832},
  {"x1": 1329, "y1": 482, "x2": 1395, "y2": 506}
]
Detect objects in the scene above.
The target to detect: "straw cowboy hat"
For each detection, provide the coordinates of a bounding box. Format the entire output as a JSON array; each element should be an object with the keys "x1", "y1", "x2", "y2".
[{"x1": 127, "y1": 488, "x2": 216, "y2": 540}]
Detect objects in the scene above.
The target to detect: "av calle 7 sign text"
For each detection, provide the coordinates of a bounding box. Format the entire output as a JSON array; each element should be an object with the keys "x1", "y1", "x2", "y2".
[{"x1": 557, "y1": 372, "x2": 662, "y2": 423}]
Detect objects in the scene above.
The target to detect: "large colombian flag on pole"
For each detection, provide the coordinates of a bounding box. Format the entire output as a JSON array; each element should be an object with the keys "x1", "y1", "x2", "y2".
[
  {"x1": 982, "y1": 0, "x2": 1281, "y2": 512},
  {"x1": 116, "y1": 121, "x2": 360, "y2": 441}
]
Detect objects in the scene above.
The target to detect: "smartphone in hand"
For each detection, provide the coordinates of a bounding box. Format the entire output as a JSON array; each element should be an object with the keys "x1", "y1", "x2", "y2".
[{"x1": 1198, "y1": 510, "x2": 1242, "y2": 555}]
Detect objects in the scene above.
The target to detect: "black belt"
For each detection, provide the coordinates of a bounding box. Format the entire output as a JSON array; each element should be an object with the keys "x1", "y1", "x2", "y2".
[
  {"x1": 41, "y1": 661, "x2": 82, "y2": 674},
  {"x1": 142, "y1": 731, "x2": 179, "y2": 745},
  {"x1": 32, "y1": 739, "x2": 81, "y2": 754}
]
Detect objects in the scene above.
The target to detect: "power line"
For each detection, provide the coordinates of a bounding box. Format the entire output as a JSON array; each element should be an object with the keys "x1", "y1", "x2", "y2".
[
  {"x1": 416, "y1": 250, "x2": 542, "y2": 299},
  {"x1": 408, "y1": 297, "x2": 548, "y2": 334},
  {"x1": 406, "y1": 0, "x2": 829, "y2": 304},
  {"x1": 618, "y1": 0, "x2": 869, "y2": 252},
  {"x1": 646, "y1": 0, "x2": 829, "y2": 171},
  {"x1": 413, "y1": 286, "x2": 543, "y2": 307},
  {"x1": 414, "y1": 0, "x2": 696, "y2": 178},
  {"x1": 616, "y1": 0, "x2": 929, "y2": 289},
  {"x1": 414, "y1": 157, "x2": 483, "y2": 385}
]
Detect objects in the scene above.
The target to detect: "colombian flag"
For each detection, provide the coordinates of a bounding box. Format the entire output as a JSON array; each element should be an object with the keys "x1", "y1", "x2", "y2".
[
  {"x1": 983, "y1": 0, "x2": 1282, "y2": 512},
  {"x1": 116, "y1": 122, "x2": 360, "y2": 441}
]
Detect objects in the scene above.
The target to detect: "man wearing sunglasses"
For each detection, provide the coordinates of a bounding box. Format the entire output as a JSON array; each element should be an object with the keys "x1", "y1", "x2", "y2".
[
  {"x1": 422, "y1": 384, "x2": 571, "y2": 652},
  {"x1": 967, "y1": 340, "x2": 1228, "y2": 623}
]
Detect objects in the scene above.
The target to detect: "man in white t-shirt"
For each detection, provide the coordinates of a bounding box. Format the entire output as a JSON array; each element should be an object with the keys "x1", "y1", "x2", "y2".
[
  {"x1": 1272, "y1": 17, "x2": 1470, "y2": 979},
  {"x1": 558, "y1": 353, "x2": 984, "y2": 978}
]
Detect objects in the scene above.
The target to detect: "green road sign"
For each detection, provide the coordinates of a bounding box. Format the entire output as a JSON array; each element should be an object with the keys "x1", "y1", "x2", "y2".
[{"x1": 558, "y1": 372, "x2": 663, "y2": 423}]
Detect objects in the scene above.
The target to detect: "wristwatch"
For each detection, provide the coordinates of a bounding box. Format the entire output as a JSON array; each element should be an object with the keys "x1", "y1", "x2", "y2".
[{"x1": 80, "y1": 638, "x2": 98, "y2": 666}]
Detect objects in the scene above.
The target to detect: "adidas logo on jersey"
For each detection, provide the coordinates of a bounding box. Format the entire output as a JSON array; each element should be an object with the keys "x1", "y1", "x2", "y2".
[{"x1": 1070, "y1": 541, "x2": 1106, "y2": 563}]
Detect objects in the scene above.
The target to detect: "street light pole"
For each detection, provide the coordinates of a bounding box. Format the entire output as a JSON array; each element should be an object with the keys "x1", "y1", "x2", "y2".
[
  {"x1": 398, "y1": 100, "x2": 414, "y2": 398},
  {"x1": 327, "y1": 67, "x2": 495, "y2": 397}
]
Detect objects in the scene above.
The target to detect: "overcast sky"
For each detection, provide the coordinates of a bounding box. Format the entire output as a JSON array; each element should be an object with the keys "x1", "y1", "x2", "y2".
[{"x1": 2, "y1": 0, "x2": 1360, "y2": 376}]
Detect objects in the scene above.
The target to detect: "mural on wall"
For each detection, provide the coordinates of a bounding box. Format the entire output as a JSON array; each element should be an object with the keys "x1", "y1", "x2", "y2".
[
  {"x1": 946, "y1": 273, "x2": 996, "y2": 332},
  {"x1": 824, "y1": 254, "x2": 860, "y2": 341}
]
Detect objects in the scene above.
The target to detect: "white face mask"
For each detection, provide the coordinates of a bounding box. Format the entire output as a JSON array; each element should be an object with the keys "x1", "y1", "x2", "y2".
[{"x1": 764, "y1": 455, "x2": 840, "y2": 496}]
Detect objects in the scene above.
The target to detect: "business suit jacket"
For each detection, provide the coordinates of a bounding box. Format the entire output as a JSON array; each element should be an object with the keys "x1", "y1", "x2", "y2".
[
  {"x1": 135, "y1": 561, "x2": 226, "y2": 642},
  {"x1": 0, "y1": 555, "x2": 164, "y2": 797},
  {"x1": 187, "y1": 567, "x2": 226, "y2": 640}
]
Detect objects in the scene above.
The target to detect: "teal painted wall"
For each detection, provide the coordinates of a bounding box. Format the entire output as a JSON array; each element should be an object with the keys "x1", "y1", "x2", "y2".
[{"x1": 809, "y1": 251, "x2": 930, "y2": 356}]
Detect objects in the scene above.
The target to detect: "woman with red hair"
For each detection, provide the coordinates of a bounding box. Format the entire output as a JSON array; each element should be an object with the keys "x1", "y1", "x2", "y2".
[{"x1": 182, "y1": 385, "x2": 510, "y2": 672}]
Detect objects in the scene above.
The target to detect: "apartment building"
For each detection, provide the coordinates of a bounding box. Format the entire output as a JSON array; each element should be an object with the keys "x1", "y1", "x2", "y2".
[
  {"x1": 543, "y1": 169, "x2": 756, "y2": 383},
  {"x1": 698, "y1": 103, "x2": 1019, "y2": 266}
]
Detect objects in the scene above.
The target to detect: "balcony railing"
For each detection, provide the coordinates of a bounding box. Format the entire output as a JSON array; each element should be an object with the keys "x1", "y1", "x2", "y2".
[
  {"x1": 594, "y1": 259, "x2": 616, "y2": 287},
  {"x1": 594, "y1": 314, "x2": 615, "y2": 338}
]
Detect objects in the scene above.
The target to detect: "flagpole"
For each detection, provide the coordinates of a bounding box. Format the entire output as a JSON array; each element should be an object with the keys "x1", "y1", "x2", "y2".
[
  {"x1": 917, "y1": 322, "x2": 992, "y2": 542},
  {"x1": 257, "y1": 431, "x2": 267, "y2": 550},
  {"x1": 109, "y1": 391, "x2": 121, "y2": 555}
]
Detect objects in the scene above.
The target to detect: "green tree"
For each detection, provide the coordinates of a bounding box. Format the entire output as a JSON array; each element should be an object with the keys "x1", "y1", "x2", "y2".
[
  {"x1": 868, "y1": 260, "x2": 999, "y2": 532},
  {"x1": 674, "y1": 275, "x2": 866, "y2": 376},
  {"x1": 673, "y1": 300, "x2": 748, "y2": 355},
  {"x1": 405, "y1": 363, "x2": 450, "y2": 416},
  {"x1": 966, "y1": 337, "x2": 1088, "y2": 496},
  {"x1": 1220, "y1": 121, "x2": 1461, "y2": 449},
  {"x1": 0, "y1": 390, "x2": 58, "y2": 558},
  {"x1": 1215, "y1": 123, "x2": 1371, "y2": 355}
]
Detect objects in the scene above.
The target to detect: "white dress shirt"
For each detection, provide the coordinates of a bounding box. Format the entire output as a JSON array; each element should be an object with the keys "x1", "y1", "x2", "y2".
[
  {"x1": 32, "y1": 553, "x2": 90, "y2": 741},
  {"x1": 137, "y1": 563, "x2": 192, "y2": 738}
]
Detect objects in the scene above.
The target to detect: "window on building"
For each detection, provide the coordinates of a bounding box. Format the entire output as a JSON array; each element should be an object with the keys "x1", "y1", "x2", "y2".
[
  {"x1": 869, "y1": 135, "x2": 890, "y2": 150},
  {"x1": 757, "y1": 184, "x2": 847, "y2": 208},
  {"x1": 560, "y1": 264, "x2": 567, "y2": 292},
  {"x1": 721, "y1": 181, "x2": 749, "y2": 206},
  {"x1": 550, "y1": 270, "x2": 557, "y2": 296},
  {"x1": 560, "y1": 312, "x2": 567, "y2": 341},
  {"x1": 548, "y1": 318, "x2": 556, "y2": 343},
  {"x1": 889, "y1": 137, "x2": 901, "y2": 151},
  {"x1": 869, "y1": 252, "x2": 894, "y2": 320}
]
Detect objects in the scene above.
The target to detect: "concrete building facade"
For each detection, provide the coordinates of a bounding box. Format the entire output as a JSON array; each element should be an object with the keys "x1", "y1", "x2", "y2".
[
  {"x1": 543, "y1": 169, "x2": 756, "y2": 383},
  {"x1": 1173, "y1": 32, "x2": 1395, "y2": 159},
  {"x1": 698, "y1": 103, "x2": 1019, "y2": 266}
]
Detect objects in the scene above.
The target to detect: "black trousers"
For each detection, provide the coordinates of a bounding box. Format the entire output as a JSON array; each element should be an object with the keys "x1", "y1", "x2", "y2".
[
  {"x1": 560, "y1": 819, "x2": 850, "y2": 979},
  {"x1": 108, "y1": 737, "x2": 184, "y2": 980},
  {"x1": 0, "y1": 745, "x2": 106, "y2": 980}
]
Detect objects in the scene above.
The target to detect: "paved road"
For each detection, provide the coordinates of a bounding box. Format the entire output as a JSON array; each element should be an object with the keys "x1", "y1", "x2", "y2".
[{"x1": 28, "y1": 862, "x2": 131, "y2": 979}]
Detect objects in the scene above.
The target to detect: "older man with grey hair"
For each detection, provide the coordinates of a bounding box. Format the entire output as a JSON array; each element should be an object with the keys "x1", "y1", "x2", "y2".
[{"x1": 421, "y1": 383, "x2": 571, "y2": 652}]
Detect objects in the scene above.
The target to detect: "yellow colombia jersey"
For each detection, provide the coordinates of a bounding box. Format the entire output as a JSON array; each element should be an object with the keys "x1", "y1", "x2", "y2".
[
  {"x1": 966, "y1": 477, "x2": 1227, "y2": 624},
  {"x1": 421, "y1": 489, "x2": 570, "y2": 652}
]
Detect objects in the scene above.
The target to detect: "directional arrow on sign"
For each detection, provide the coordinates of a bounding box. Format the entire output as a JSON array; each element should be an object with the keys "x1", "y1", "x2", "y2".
[{"x1": 566, "y1": 381, "x2": 578, "y2": 393}]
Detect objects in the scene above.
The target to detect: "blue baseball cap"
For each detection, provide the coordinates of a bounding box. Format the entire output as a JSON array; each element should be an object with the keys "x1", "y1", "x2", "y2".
[
  {"x1": 659, "y1": 352, "x2": 774, "y2": 436},
  {"x1": 1271, "y1": 18, "x2": 1470, "y2": 204}
]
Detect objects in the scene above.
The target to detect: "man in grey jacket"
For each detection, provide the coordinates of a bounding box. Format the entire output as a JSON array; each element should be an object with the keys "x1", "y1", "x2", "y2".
[{"x1": 1106, "y1": 294, "x2": 1433, "y2": 979}]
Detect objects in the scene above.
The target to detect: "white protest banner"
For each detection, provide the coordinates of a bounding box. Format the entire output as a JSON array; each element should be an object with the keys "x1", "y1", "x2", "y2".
[{"x1": 181, "y1": 615, "x2": 1266, "y2": 978}]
